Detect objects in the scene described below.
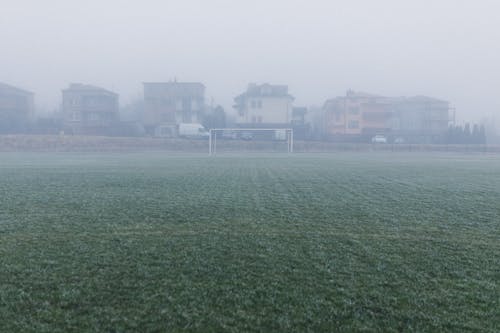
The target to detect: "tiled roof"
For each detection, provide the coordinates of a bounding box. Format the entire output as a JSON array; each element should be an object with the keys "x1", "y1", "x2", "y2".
[
  {"x1": 63, "y1": 83, "x2": 118, "y2": 96},
  {"x1": 0, "y1": 82, "x2": 34, "y2": 95}
]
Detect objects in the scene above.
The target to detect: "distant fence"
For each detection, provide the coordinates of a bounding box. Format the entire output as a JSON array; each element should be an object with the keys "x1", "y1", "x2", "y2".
[
  {"x1": 0, "y1": 135, "x2": 207, "y2": 152},
  {"x1": 0, "y1": 135, "x2": 499, "y2": 153},
  {"x1": 294, "y1": 141, "x2": 500, "y2": 153}
]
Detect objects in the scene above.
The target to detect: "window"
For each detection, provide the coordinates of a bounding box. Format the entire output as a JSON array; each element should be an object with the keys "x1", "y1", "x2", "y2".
[
  {"x1": 70, "y1": 111, "x2": 80, "y2": 121},
  {"x1": 335, "y1": 112, "x2": 341, "y2": 122},
  {"x1": 15, "y1": 96, "x2": 27, "y2": 108},
  {"x1": 252, "y1": 116, "x2": 257, "y2": 123},
  {"x1": 175, "y1": 100, "x2": 183, "y2": 111},
  {"x1": 363, "y1": 112, "x2": 387, "y2": 122},
  {"x1": 182, "y1": 98, "x2": 191, "y2": 111},
  {"x1": 251, "y1": 100, "x2": 256, "y2": 108},
  {"x1": 87, "y1": 98, "x2": 98, "y2": 107},
  {"x1": 89, "y1": 113, "x2": 99, "y2": 121},
  {"x1": 257, "y1": 116, "x2": 263, "y2": 123},
  {"x1": 262, "y1": 85, "x2": 272, "y2": 95},
  {"x1": 162, "y1": 112, "x2": 174, "y2": 122},
  {"x1": 183, "y1": 112, "x2": 192, "y2": 123},
  {"x1": 348, "y1": 120, "x2": 359, "y2": 129},
  {"x1": 257, "y1": 100, "x2": 262, "y2": 108},
  {"x1": 349, "y1": 107, "x2": 360, "y2": 115},
  {"x1": 160, "y1": 127, "x2": 173, "y2": 136}
]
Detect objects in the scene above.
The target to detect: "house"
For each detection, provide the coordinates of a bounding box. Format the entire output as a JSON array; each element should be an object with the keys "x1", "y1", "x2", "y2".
[
  {"x1": 233, "y1": 83, "x2": 294, "y2": 128},
  {"x1": 291, "y1": 107, "x2": 307, "y2": 126},
  {"x1": 0, "y1": 82, "x2": 34, "y2": 133},
  {"x1": 392, "y1": 96, "x2": 450, "y2": 143},
  {"x1": 291, "y1": 106, "x2": 309, "y2": 139},
  {"x1": 62, "y1": 83, "x2": 119, "y2": 135},
  {"x1": 143, "y1": 81, "x2": 205, "y2": 136},
  {"x1": 323, "y1": 90, "x2": 449, "y2": 143},
  {"x1": 323, "y1": 90, "x2": 392, "y2": 141}
]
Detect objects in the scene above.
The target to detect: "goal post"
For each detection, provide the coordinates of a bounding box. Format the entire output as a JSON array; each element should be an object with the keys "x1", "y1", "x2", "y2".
[{"x1": 209, "y1": 128, "x2": 294, "y2": 155}]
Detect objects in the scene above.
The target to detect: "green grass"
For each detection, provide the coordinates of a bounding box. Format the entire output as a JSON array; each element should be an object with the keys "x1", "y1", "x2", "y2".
[{"x1": 0, "y1": 152, "x2": 499, "y2": 332}]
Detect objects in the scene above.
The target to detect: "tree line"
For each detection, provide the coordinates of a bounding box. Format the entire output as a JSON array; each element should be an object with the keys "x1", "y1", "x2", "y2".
[{"x1": 446, "y1": 123, "x2": 486, "y2": 144}]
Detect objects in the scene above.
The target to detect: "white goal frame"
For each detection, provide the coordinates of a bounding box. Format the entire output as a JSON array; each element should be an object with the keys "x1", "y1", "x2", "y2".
[{"x1": 209, "y1": 128, "x2": 294, "y2": 155}]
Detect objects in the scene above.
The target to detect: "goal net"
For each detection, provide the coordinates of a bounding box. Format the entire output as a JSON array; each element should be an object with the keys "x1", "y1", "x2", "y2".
[{"x1": 208, "y1": 128, "x2": 294, "y2": 155}]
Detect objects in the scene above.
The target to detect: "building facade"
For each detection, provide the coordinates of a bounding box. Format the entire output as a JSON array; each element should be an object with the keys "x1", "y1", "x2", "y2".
[
  {"x1": 324, "y1": 90, "x2": 449, "y2": 143},
  {"x1": 324, "y1": 90, "x2": 392, "y2": 141},
  {"x1": 233, "y1": 83, "x2": 294, "y2": 128},
  {"x1": 143, "y1": 82, "x2": 205, "y2": 135},
  {"x1": 392, "y1": 96, "x2": 450, "y2": 143},
  {"x1": 0, "y1": 82, "x2": 34, "y2": 133},
  {"x1": 62, "y1": 83, "x2": 119, "y2": 135}
]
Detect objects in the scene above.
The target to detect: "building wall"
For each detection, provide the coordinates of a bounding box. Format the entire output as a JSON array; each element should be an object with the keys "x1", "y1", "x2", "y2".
[
  {"x1": 0, "y1": 84, "x2": 34, "y2": 133},
  {"x1": 392, "y1": 98, "x2": 449, "y2": 142},
  {"x1": 0, "y1": 94, "x2": 33, "y2": 114},
  {"x1": 143, "y1": 82, "x2": 205, "y2": 131},
  {"x1": 62, "y1": 85, "x2": 119, "y2": 135},
  {"x1": 324, "y1": 100, "x2": 346, "y2": 136},
  {"x1": 324, "y1": 97, "x2": 366, "y2": 136},
  {"x1": 344, "y1": 99, "x2": 363, "y2": 135},
  {"x1": 236, "y1": 96, "x2": 293, "y2": 125},
  {"x1": 324, "y1": 92, "x2": 449, "y2": 142},
  {"x1": 360, "y1": 102, "x2": 392, "y2": 135}
]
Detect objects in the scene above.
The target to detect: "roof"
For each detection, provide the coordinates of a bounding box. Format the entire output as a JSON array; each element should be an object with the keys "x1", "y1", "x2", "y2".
[
  {"x1": 323, "y1": 93, "x2": 449, "y2": 111},
  {"x1": 292, "y1": 107, "x2": 307, "y2": 116},
  {"x1": 63, "y1": 83, "x2": 118, "y2": 96},
  {"x1": 323, "y1": 91, "x2": 384, "y2": 108},
  {"x1": 0, "y1": 82, "x2": 34, "y2": 96},
  {"x1": 247, "y1": 83, "x2": 289, "y2": 97},
  {"x1": 247, "y1": 83, "x2": 292, "y2": 97},
  {"x1": 322, "y1": 96, "x2": 345, "y2": 109},
  {"x1": 345, "y1": 90, "x2": 382, "y2": 99},
  {"x1": 234, "y1": 83, "x2": 294, "y2": 104},
  {"x1": 143, "y1": 81, "x2": 205, "y2": 88},
  {"x1": 405, "y1": 95, "x2": 448, "y2": 104},
  {"x1": 143, "y1": 81, "x2": 205, "y2": 98}
]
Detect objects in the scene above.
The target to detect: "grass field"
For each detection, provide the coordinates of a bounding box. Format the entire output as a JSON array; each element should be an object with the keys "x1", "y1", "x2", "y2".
[{"x1": 0, "y1": 152, "x2": 499, "y2": 332}]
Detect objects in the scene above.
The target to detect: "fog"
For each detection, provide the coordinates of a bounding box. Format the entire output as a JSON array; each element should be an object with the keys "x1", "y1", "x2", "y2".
[{"x1": 2, "y1": 0, "x2": 500, "y2": 124}]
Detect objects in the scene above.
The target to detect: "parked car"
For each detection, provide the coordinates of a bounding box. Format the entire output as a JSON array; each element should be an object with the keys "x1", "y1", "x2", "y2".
[
  {"x1": 394, "y1": 137, "x2": 405, "y2": 144},
  {"x1": 221, "y1": 130, "x2": 238, "y2": 140},
  {"x1": 371, "y1": 135, "x2": 388, "y2": 143},
  {"x1": 274, "y1": 129, "x2": 287, "y2": 141},
  {"x1": 240, "y1": 131, "x2": 253, "y2": 141}
]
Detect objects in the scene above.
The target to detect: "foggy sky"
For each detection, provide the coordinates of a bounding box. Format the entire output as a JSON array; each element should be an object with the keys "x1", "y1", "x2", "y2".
[{"x1": 2, "y1": 0, "x2": 499, "y2": 124}]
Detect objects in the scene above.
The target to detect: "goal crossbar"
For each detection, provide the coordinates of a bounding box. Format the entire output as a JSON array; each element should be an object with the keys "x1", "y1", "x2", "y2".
[{"x1": 209, "y1": 128, "x2": 294, "y2": 155}]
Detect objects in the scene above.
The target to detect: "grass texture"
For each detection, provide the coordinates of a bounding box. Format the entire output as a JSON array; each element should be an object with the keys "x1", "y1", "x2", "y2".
[{"x1": 0, "y1": 153, "x2": 499, "y2": 332}]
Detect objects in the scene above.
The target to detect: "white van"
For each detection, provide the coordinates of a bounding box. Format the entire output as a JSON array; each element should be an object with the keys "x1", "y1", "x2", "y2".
[
  {"x1": 371, "y1": 135, "x2": 388, "y2": 144},
  {"x1": 178, "y1": 123, "x2": 209, "y2": 139},
  {"x1": 274, "y1": 129, "x2": 287, "y2": 141}
]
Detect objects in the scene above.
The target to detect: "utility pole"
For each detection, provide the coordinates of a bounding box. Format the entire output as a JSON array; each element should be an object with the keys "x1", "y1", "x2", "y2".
[{"x1": 449, "y1": 107, "x2": 456, "y2": 126}]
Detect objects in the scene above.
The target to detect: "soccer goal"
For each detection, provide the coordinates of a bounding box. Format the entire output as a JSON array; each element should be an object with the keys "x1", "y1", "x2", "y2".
[{"x1": 208, "y1": 128, "x2": 294, "y2": 155}]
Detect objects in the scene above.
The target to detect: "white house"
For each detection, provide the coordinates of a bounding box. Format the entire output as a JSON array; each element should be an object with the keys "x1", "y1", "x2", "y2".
[
  {"x1": 233, "y1": 83, "x2": 294, "y2": 127},
  {"x1": 143, "y1": 81, "x2": 205, "y2": 135}
]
